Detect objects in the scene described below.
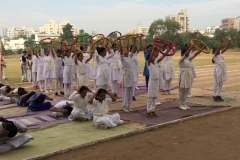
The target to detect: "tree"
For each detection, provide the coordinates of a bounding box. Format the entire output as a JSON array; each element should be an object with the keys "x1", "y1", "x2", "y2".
[
  {"x1": 24, "y1": 38, "x2": 36, "y2": 50},
  {"x1": 31, "y1": 34, "x2": 35, "y2": 39},
  {"x1": 17, "y1": 48, "x2": 23, "y2": 54},
  {"x1": 148, "y1": 19, "x2": 166, "y2": 38},
  {"x1": 78, "y1": 33, "x2": 91, "y2": 42},
  {"x1": 79, "y1": 29, "x2": 84, "y2": 35},
  {"x1": 61, "y1": 23, "x2": 73, "y2": 38}
]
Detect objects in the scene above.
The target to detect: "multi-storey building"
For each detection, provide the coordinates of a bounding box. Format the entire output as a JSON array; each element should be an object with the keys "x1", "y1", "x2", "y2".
[
  {"x1": 127, "y1": 24, "x2": 149, "y2": 36},
  {"x1": 39, "y1": 20, "x2": 79, "y2": 35},
  {"x1": 165, "y1": 9, "x2": 189, "y2": 33},
  {"x1": 206, "y1": 26, "x2": 221, "y2": 34},
  {"x1": 221, "y1": 18, "x2": 235, "y2": 30},
  {"x1": 233, "y1": 16, "x2": 240, "y2": 31},
  {"x1": 7, "y1": 26, "x2": 38, "y2": 39}
]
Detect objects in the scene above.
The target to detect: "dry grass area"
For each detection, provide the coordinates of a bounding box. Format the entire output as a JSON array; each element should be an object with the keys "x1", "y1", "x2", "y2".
[{"x1": 1, "y1": 51, "x2": 239, "y2": 85}]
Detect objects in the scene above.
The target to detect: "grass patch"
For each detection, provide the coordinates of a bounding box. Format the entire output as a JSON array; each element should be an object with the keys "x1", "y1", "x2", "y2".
[{"x1": 1, "y1": 51, "x2": 240, "y2": 85}]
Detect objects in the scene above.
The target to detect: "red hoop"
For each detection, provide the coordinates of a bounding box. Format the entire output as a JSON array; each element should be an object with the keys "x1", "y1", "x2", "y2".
[
  {"x1": 89, "y1": 34, "x2": 105, "y2": 45},
  {"x1": 153, "y1": 38, "x2": 175, "y2": 56},
  {"x1": 39, "y1": 38, "x2": 54, "y2": 45},
  {"x1": 61, "y1": 36, "x2": 78, "y2": 46},
  {"x1": 107, "y1": 31, "x2": 122, "y2": 43}
]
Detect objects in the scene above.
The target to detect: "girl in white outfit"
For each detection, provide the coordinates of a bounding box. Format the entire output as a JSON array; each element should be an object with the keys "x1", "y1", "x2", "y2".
[
  {"x1": 212, "y1": 35, "x2": 231, "y2": 102},
  {"x1": 162, "y1": 40, "x2": 178, "y2": 94},
  {"x1": 109, "y1": 43, "x2": 121, "y2": 97},
  {"x1": 88, "y1": 88, "x2": 124, "y2": 129},
  {"x1": 50, "y1": 100, "x2": 74, "y2": 117},
  {"x1": 51, "y1": 46, "x2": 64, "y2": 96},
  {"x1": 40, "y1": 45, "x2": 53, "y2": 93},
  {"x1": 95, "y1": 47, "x2": 112, "y2": 90},
  {"x1": 75, "y1": 50, "x2": 93, "y2": 87},
  {"x1": 0, "y1": 117, "x2": 33, "y2": 153},
  {"x1": 92, "y1": 50, "x2": 99, "y2": 91},
  {"x1": 68, "y1": 86, "x2": 94, "y2": 121},
  {"x1": 36, "y1": 51, "x2": 44, "y2": 91},
  {"x1": 81, "y1": 45, "x2": 93, "y2": 79},
  {"x1": 119, "y1": 38, "x2": 135, "y2": 112},
  {"x1": 146, "y1": 47, "x2": 166, "y2": 117},
  {"x1": 27, "y1": 45, "x2": 38, "y2": 89},
  {"x1": 62, "y1": 48, "x2": 76, "y2": 98},
  {"x1": 178, "y1": 45, "x2": 204, "y2": 110}
]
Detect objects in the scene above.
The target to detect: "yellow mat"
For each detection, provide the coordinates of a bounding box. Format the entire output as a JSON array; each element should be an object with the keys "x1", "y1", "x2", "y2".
[{"x1": 0, "y1": 121, "x2": 144, "y2": 160}]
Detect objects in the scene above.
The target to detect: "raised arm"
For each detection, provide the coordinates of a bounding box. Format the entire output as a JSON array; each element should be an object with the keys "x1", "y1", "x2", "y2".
[
  {"x1": 189, "y1": 45, "x2": 206, "y2": 61},
  {"x1": 221, "y1": 35, "x2": 231, "y2": 54},
  {"x1": 51, "y1": 43, "x2": 55, "y2": 58},
  {"x1": 137, "y1": 37, "x2": 143, "y2": 53},
  {"x1": 157, "y1": 54, "x2": 165, "y2": 63},
  {"x1": 214, "y1": 35, "x2": 224, "y2": 56},
  {"x1": 107, "y1": 90, "x2": 116, "y2": 102},
  {"x1": 88, "y1": 92, "x2": 97, "y2": 104},
  {"x1": 180, "y1": 46, "x2": 194, "y2": 62},
  {"x1": 85, "y1": 49, "x2": 94, "y2": 63},
  {"x1": 27, "y1": 44, "x2": 33, "y2": 56}
]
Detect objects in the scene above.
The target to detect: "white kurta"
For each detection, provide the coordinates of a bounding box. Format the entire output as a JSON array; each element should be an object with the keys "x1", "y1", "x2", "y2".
[
  {"x1": 178, "y1": 55, "x2": 193, "y2": 88},
  {"x1": 83, "y1": 51, "x2": 93, "y2": 79},
  {"x1": 31, "y1": 55, "x2": 38, "y2": 73},
  {"x1": 92, "y1": 98, "x2": 120, "y2": 128},
  {"x1": 53, "y1": 56, "x2": 63, "y2": 79},
  {"x1": 63, "y1": 53, "x2": 75, "y2": 84},
  {"x1": 68, "y1": 91, "x2": 93, "y2": 120},
  {"x1": 156, "y1": 54, "x2": 163, "y2": 85},
  {"x1": 131, "y1": 52, "x2": 140, "y2": 83},
  {"x1": 109, "y1": 50, "x2": 121, "y2": 81},
  {"x1": 0, "y1": 120, "x2": 33, "y2": 153},
  {"x1": 148, "y1": 61, "x2": 160, "y2": 97},
  {"x1": 120, "y1": 54, "x2": 134, "y2": 87},
  {"x1": 51, "y1": 100, "x2": 74, "y2": 117},
  {"x1": 188, "y1": 50, "x2": 196, "y2": 79},
  {"x1": 37, "y1": 56, "x2": 44, "y2": 81},
  {"x1": 41, "y1": 49, "x2": 53, "y2": 79},
  {"x1": 162, "y1": 49, "x2": 175, "y2": 80},
  {"x1": 96, "y1": 54, "x2": 110, "y2": 86},
  {"x1": 92, "y1": 50, "x2": 98, "y2": 80},
  {"x1": 76, "y1": 60, "x2": 90, "y2": 86},
  {"x1": 213, "y1": 51, "x2": 227, "y2": 83}
]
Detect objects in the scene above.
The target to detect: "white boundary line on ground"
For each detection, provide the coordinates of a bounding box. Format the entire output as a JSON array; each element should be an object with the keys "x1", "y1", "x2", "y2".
[{"x1": 25, "y1": 105, "x2": 240, "y2": 160}]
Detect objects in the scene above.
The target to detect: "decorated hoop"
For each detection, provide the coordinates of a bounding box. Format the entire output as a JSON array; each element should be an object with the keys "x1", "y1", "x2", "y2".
[
  {"x1": 107, "y1": 31, "x2": 122, "y2": 43},
  {"x1": 117, "y1": 33, "x2": 144, "y2": 40},
  {"x1": 92, "y1": 37, "x2": 110, "y2": 48},
  {"x1": 190, "y1": 39, "x2": 210, "y2": 54},
  {"x1": 61, "y1": 36, "x2": 78, "y2": 46},
  {"x1": 154, "y1": 38, "x2": 175, "y2": 56},
  {"x1": 89, "y1": 34, "x2": 105, "y2": 44},
  {"x1": 39, "y1": 38, "x2": 54, "y2": 45}
]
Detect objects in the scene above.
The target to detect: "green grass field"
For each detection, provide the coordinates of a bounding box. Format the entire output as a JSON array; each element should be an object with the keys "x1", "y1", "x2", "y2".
[{"x1": 1, "y1": 51, "x2": 239, "y2": 85}]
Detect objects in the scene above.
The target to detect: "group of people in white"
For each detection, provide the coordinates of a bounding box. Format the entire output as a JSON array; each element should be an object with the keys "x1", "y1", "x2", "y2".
[{"x1": 0, "y1": 33, "x2": 231, "y2": 153}]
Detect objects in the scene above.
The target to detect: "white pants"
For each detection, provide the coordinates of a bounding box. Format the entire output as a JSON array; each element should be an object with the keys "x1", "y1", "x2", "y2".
[
  {"x1": 0, "y1": 95, "x2": 11, "y2": 101},
  {"x1": 0, "y1": 134, "x2": 33, "y2": 154},
  {"x1": 38, "y1": 80, "x2": 44, "y2": 90},
  {"x1": 55, "y1": 78, "x2": 63, "y2": 93},
  {"x1": 64, "y1": 83, "x2": 72, "y2": 97},
  {"x1": 32, "y1": 72, "x2": 37, "y2": 87},
  {"x1": 68, "y1": 110, "x2": 93, "y2": 121},
  {"x1": 2, "y1": 68, "x2": 6, "y2": 79},
  {"x1": 213, "y1": 72, "x2": 224, "y2": 96},
  {"x1": 147, "y1": 97, "x2": 157, "y2": 113},
  {"x1": 122, "y1": 87, "x2": 134, "y2": 106},
  {"x1": 94, "y1": 113, "x2": 120, "y2": 128},
  {"x1": 44, "y1": 78, "x2": 52, "y2": 90},
  {"x1": 51, "y1": 112, "x2": 64, "y2": 117},
  {"x1": 97, "y1": 85, "x2": 108, "y2": 90},
  {"x1": 21, "y1": 67, "x2": 28, "y2": 80},
  {"x1": 111, "y1": 80, "x2": 118, "y2": 93},
  {"x1": 164, "y1": 78, "x2": 172, "y2": 91},
  {"x1": 179, "y1": 87, "x2": 190, "y2": 107}
]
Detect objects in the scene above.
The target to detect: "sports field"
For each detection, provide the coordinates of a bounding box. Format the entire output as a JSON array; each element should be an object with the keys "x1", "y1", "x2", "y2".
[{"x1": 1, "y1": 51, "x2": 240, "y2": 160}]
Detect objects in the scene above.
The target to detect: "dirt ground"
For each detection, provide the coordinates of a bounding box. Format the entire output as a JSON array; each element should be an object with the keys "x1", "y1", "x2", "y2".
[{"x1": 47, "y1": 107, "x2": 240, "y2": 160}]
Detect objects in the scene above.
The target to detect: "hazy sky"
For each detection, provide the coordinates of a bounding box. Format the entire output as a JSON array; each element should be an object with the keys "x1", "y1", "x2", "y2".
[{"x1": 0, "y1": 0, "x2": 239, "y2": 35}]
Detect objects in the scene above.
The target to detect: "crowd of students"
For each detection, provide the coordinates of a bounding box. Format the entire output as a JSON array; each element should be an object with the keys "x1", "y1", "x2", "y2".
[{"x1": 0, "y1": 33, "x2": 231, "y2": 153}]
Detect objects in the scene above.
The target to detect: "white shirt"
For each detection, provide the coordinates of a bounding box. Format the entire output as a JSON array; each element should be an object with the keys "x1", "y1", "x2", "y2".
[{"x1": 54, "y1": 100, "x2": 74, "y2": 109}]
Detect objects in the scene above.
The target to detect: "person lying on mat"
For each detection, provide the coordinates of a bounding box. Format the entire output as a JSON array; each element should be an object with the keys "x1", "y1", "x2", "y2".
[
  {"x1": 0, "y1": 85, "x2": 15, "y2": 103},
  {"x1": 26, "y1": 92, "x2": 53, "y2": 112},
  {"x1": 0, "y1": 117, "x2": 33, "y2": 153},
  {"x1": 50, "y1": 100, "x2": 74, "y2": 117},
  {"x1": 88, "y1": 88, "x2": 125, "y2": 129},
  {"x1": 6, "y1": 87, "x2": 32, "y2": 105},
  {"x1": 68, "y1": 86, "x2": 94, "y2": 121}
]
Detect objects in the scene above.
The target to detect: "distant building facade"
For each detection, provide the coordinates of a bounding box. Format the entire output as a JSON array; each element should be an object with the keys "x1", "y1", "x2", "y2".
[
  {"x1": 221, "y1": 18, "x2": 235, "y2": 30},
  {"x1": 127, "y1": 24, "x2": 149, "y2": 36}
]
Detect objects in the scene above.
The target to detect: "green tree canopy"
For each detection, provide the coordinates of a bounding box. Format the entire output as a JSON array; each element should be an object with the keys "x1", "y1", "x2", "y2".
[{"x1": 61, "y1": 23, "x2": 73, "y2": 38}]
